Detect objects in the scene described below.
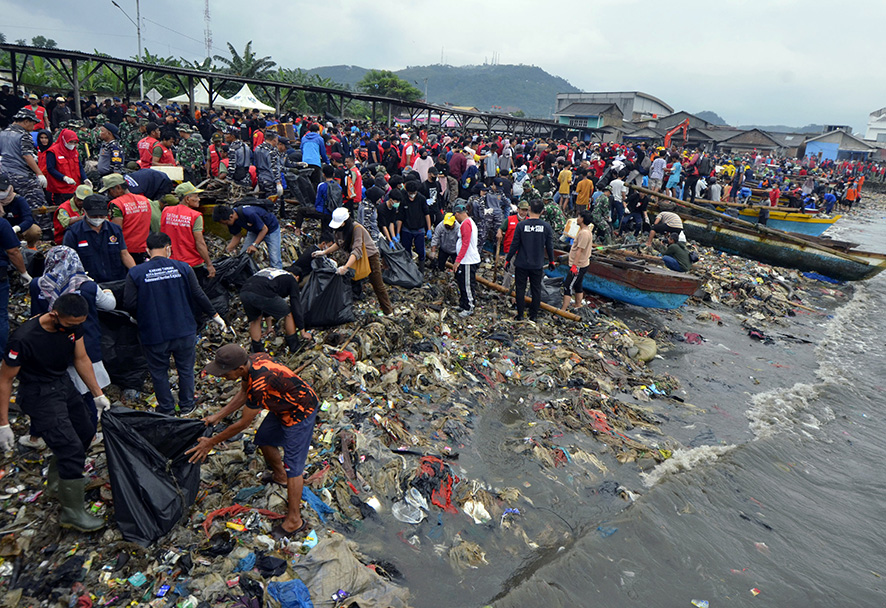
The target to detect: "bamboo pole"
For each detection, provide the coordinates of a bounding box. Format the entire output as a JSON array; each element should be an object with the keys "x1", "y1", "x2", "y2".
[
  {"x1": 444, "y1": 262, "x2": 581, "y2": 321},
  {"x1": 633, "y1": 185, "x2": 862, "y2": 264}
]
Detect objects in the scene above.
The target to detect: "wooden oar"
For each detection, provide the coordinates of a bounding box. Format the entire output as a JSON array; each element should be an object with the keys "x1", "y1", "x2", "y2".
[{"x1": 633, "y1": 185, "x2": 862, "y2": 264}]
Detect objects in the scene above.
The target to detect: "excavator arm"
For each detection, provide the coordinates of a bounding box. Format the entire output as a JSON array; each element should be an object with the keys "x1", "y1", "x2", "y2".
[{"x1": 663, "y1": 118, "x2": 690, "y2": 148}]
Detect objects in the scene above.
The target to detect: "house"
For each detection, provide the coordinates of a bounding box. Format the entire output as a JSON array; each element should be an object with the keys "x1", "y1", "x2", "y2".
[
  {"x1": 657, "y1": 111, "x2": 712, "y2": 132},
  {"x1": 717, "y1": 129, "x2": 783, "y2": 154},
  {"x1": 865, "y1": 107, "x2": 886, "y2": 142},
  {"x1": 765, "y1": 132, "x2": 808, "y2": 158},
  {"x1": 555, "y1": 91, "x2": 672, "y2": 122},
  {"x1": 804, "y1": 130, "x2": 873, "y2": 162},
  {"x1": 554, "y1": 102, "x2": 623, "y2": 130}
]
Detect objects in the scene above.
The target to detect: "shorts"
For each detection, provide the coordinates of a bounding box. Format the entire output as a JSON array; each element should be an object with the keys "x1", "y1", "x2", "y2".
[
  {"x1": 240, "y1": 290, "x2": 291, "y2": 322},
  {"x1": 655, "y1": 223, "x2": 683, "y2": 235},
  {"x1": 649, "y1": 178, "x2": 662, "y2": 190},
  {"x1": 253, "y1": 407, "x2": 318, "y2": 477},
  {"x1": 562, "y1": 265, "x2": 589, "y2": 295}
]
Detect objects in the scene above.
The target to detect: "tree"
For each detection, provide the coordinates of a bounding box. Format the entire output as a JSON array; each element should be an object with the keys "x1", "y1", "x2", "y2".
[
  {"x1": 15, "y1": 39, "x2": 26, "y2": 46},
  {"x1": 357, "y1": 70, "x2": 422, "y2": 101},
  {"x1": 0, "y1": 33, "x2": 6, "y2": 44},
  {"x1": 31, "y1": 36, "x2": 57, "y2": 49},
  {"x1": 213, "y1": 41, "x2": 276, "y2": 79}
]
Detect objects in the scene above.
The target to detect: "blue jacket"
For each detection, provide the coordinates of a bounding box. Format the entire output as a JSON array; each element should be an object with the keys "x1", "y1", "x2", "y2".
[
  {"x1": 123, "y1": 257, "x2": 215, "y2": 345},
  {"x1": 3, "y1": 194, "x2": 34, "y2": 233},
  {"x1": 62, "y1": 220, "x2": 129, "y2": 283},
  {"x1": 300, "y1": 132, "x2": 328, "y2": 167},
  {"x1": 230, "y1": 205, "x2": 279, "y2": 236}
]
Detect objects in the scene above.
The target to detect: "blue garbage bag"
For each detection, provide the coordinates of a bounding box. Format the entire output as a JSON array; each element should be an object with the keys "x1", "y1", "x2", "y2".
[
  {"x1": 302, "y1": 487, "x2": 335, "y2": 523},
  {"x1": 267, "y1": 579, "x2": 313, "y2": 608}
]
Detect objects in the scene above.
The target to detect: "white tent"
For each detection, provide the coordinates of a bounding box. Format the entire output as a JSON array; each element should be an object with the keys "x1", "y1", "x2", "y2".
[
  {"x1": 168, "y1": 79, "x2": 238, "y2": 108},
  {"x1": 227, "y1": 83, "x2": 275, "y2": 112}
]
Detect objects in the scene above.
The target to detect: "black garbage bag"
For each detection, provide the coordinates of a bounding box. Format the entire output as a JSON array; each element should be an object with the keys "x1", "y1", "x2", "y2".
[
  {"x1": 542, "y1": 276, "x2": 564, "y2": 307},
  {"x1": 202, "y1": 254, "x2": 260, "y2": 318},
  {"x1": 98, "y1": 310, "x2": 149, "y2": 390},
  {"x1": 300, "y1": 258, "x2": 355, "y2": 328},
  {"x1": 103, "y1": 406, "x2": 208, "y2": 546},
  {"x1": 379, "y1": 240, "x2": 423, "y2": 289}
]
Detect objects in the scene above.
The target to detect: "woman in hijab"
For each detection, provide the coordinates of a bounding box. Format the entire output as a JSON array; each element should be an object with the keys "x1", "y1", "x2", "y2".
[
  {"x1": 312, "y1": 208, "x2": 393, "y2": 315},
  {"x1": 36, "y1": 129, "x2": 53, "y2": 205},
  {"x1": 19, "y1": 246, "x2": 116, "y2": 450}
]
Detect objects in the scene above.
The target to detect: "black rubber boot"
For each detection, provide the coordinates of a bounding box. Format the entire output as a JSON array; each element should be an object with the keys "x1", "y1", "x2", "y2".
[
  {"x1": 58, "y1": 478, "x2": 104, "y2": 532},
  {"x1": 250, "y1": 340, "x2": 265, "y2": 353},
  {"x1": 284, "y1": 334, "x2": 301, "y2": 354}
]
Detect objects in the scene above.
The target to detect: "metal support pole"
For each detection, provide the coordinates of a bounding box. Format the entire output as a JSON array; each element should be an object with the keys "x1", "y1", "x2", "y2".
[
  {"x1": 187, "y1": 75, "x2": 195, "y2": 119},
  {"x1": 387, "y1": 103, "x2": 391, "y2": 128},
  {"x1": 275, "y1": 86, "x2": 281, "y2": 115},
  {"x1": 136, "y1": 0, "x2": 143, "y2": 100},
  {"x1": 207, "y1": 78, "x2": 213, "y2": 110},
  {"x1": 71, "y1": 59, "x2": 82, "y2": 119},
  {"x1": 371, "y1": 101, "x2": 376, "y2": 124}
]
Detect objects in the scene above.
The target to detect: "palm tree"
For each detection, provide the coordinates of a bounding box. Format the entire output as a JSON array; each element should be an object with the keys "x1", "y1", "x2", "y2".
[
  {"x1": 213, "y1": 41, "x2": 276, "y2": 79},
  {"x1": 181, "y1": 57, "x2": 216, "y2": 72}
]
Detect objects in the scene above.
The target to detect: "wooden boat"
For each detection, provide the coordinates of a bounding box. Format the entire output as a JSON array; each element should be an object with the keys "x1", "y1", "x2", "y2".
[
  {"x1": 680, "y1": 216, "x2": 886, "y2": 281},
  {"x1": 735, "y1": 208, "x2": 841, "y2": 237},
  {"x1": 546, "y1": 251, "x2": 702, "y2": 309}
]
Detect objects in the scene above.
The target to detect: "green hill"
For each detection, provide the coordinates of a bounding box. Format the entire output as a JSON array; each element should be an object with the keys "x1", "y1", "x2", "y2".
[{"x1": 307, "y1": 63, "x2": 579, "y2": 118}]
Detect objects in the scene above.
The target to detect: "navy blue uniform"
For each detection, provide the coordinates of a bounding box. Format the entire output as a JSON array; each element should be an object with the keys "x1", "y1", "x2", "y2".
[
  {"x1": 2, "y1": 194, "x2": 35, "y2": 232},
  {"x1": 63, "y1": 220, "x2": 129, "y2": 283},
  {"x1": 230, "y1": 205, "x2": 279, "y2": 236}
]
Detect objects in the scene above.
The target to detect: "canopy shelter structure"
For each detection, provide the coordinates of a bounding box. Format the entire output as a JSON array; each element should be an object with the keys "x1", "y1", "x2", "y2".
[
  {"x1": 168, "y1": 79, "x2": 238, "y2": 108},
  {"x1": 1, "y1": 43, "x2": 559, "y2": 137},
  {"x1": 226, "y1": 83, "x2": 275, "y2": 112}
]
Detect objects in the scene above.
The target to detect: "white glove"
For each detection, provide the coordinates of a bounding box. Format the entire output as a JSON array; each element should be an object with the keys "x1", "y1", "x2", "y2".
[
  {"x1": 12, "y1": 225, "x2": 20, "y2": 234},
  {"x1": 484, "y1": 208, "x2": 494, "y2": 216},
  {"x1": 0, "y1": 425, "x2": 13, "y2": 451},
  {"x1": 276, "y1": 183, "x2": 284, "y2": 197},
  {"x1": 94, "y1": 395, "x2": 111, "y2": 419},
  {"x1": 84, "y1": 178, "x2": 93, "y2": 189},
  {"x1": 36, "y1": 175, "x2": 47, "y2": 188},
  {"x1": 20, "y1": 272, "x2": 32, "y2": 283},
  {"x1": 211, "y1": 314, "x2": 228, "y2": 333},
  {"x1": 63, "y1": 176, "x2": 76, "y2": 185}
]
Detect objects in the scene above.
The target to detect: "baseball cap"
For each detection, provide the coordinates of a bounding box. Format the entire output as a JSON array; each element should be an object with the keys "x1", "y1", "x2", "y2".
[
  {"x1": 13, "y1": 108, "x2": 37, "y2": 122},
  {"x1": 443, "y1": 212, "x2": 456, "y2": 226},
  {"x1": 99, "y1": 173, "x2": 126, "y2": 192},
  {"x1": 82, "y1": 194, "x2": 111, "y2": 217},
  {"x1": 174, "y1": 182, "x2": 204, "y2": 198},
  {"x1": 204, "y1": 344, "x2": 249, "y2": 376},
  {"x1": 27, "y1": 93, "x2": 38, "y2": 100},
  {"x1": 56, "y1": 96, "x2": 66, "y2": 102},
  {"x1": 517, "y1": 200, "x2": 530, "y2": 210},
  {"x1": 329, "y1": 207, "x2": 349, "y2": 229},
  {"x1": 453, "y1": 200, "x2": 468, "y2": 213},
  {"x1": 0, "y1": 175, "x2": 9, "y2": 194},
  {"x1": 74, "y1": 184, "x2": 93, "y2": 200}
]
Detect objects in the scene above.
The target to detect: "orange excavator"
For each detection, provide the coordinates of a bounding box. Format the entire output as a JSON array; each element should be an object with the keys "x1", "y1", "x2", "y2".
[{"x1": 663, "y1": 118, "x2": 690, "y2": 148}]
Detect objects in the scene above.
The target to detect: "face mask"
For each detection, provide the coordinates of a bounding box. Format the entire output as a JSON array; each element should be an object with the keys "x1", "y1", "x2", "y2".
[
  {"x1": 65, "y1": 142, "x2": 76, "y2": 150},
  {"x1": 392, "y1": 203, "x2": 400, "y2": 209},
  {"x1": 408, "y1": 194, "x2": 416, "y2": 200},
  {"x1": 0, "y1": 188, "x2": 13, "y2": 205},
  {"x1": 86, "y1": 216, "x2": 105, "y2": 227},
  {"x1": 53, "y1": 314, "x2": 74, "y2": 334}
]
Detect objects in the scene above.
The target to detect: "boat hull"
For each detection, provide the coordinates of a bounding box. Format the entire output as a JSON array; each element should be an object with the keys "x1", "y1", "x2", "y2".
[
  {"x1": 545, "y1": 257, "x2": 700, "y2": 309},
  {"x1": 681, "y1": 219, "x2": 886, "y2": 281},
  {"x1": 736, "y1": 208, "x2": 841, "y2": 237}
]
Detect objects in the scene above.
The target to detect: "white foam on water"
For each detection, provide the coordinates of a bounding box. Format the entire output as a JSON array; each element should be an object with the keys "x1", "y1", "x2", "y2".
[{"x1": 641, "y1": 444, "x2": 736, "y2": 487}]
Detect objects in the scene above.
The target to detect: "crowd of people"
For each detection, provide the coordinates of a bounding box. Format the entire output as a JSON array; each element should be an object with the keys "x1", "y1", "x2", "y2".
[{"x1": 0, "y1": 85, "x2": 876, "y2": 537}]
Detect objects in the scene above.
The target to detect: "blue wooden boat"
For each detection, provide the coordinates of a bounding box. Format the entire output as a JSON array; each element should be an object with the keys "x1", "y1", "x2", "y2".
[
  {"x1": 545, "y1": 253, "x2": 702, "y2": 309},
  {"x1": 681, "y1": 217, "x2": 886, "y2": 281},
  {"x1": 736, "y1": 208, "x2": 841, "y2": 237}
]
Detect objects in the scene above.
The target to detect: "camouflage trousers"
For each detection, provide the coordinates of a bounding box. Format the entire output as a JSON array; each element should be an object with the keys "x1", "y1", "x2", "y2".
[
  {"x1": 2, "y1": 171, "x2": 52, "y2": 236},
  {"x1": 592, "y1": 220, "x2": 613, "y2": 246}
]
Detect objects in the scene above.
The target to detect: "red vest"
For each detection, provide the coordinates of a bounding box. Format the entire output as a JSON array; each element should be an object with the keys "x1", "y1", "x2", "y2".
[
  {"x1": 31, "y1": 106, "x2": 46, "y2": 131},
  {"x1": 161, "y1": 204, "x2": 204, "y2": 267},
  {"x1": 53, "y1": 198, "x2": 82, "y2": 244},
  {"x1": 503, "y1": 214, "x2": 520, "y2": 253},
  {"x1": 137, "y1": 136, "x2": 159, "y2": 168},
  {"x1": 45, "y1": 137, "x2": 81, "y2": 195},
  {"x1": 156, "y1": 144, "x2": 175, "y2": 166},
  {"x1": 209, "y1": 144, "x2": 221, "y2": 177},
  {"x1": 111, "y1": 192, "x2": 152, "y2": 253}
]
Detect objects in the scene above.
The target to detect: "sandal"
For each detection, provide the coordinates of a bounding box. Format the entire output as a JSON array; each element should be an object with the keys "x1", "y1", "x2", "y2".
[
  {"x1": 259, "y1": 472, "x2": 287, "y2": 487},
  {"x1": 271, "y1": 520, "x2": 309, "y2": 540}
]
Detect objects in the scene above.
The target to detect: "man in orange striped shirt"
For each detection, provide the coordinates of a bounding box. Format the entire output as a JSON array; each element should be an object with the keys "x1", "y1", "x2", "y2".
[{"x1": 188, "y1": 344, "x2": 319, "y2": 538}]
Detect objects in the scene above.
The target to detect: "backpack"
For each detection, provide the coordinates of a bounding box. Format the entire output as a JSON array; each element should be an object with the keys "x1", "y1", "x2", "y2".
[
  {"x1": 325, "y1": 181, "x2": 343, "y2": 213},
  {"x1": 640, "y1": 155, "x2": 652, "y2": 176},
  {"x1": 698, "y1": 154, "x2": 711, "y2": 176}
]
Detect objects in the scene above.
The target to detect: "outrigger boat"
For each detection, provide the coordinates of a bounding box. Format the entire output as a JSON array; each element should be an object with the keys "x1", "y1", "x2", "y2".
[{"x1": 634, "y1": 186, "x2": 886, "y2": 282}]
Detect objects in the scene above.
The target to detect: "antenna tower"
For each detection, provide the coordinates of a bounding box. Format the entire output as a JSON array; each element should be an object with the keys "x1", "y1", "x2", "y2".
[{"x1": 203, "y1": 0, "x2": 212, "y2": 59}]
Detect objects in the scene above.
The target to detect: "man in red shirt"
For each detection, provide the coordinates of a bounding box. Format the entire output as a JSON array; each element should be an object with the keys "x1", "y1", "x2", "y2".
[
  {"x1": 161, "y1": 182, "x2": 215, "y2": 284},
  {"x1": 99, "y1": 173, "x2": 152, "y2": 263},
  {"x1": 27, "y1": 94, "x2": 46, "y2": 131}
]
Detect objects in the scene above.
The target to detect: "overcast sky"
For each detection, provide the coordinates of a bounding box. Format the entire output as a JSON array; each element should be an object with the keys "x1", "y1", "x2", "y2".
[{"x1": 1, "y1": 0, "x2": 881, "y2": 132}]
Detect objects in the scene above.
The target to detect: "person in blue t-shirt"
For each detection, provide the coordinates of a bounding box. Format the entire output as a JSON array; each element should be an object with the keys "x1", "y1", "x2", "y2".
[
  {"x1": 213, "y1": 204, "x2": 282, "y2": 269},
  {"x1": 0, "y1": 174, "x2": 42, "y2": 248},
  {"x1": 0, "y1": 216, "x2": 30, "y2": 356}
]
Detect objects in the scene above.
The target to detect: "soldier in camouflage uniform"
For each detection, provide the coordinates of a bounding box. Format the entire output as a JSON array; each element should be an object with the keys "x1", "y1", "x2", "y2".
[
  {"x1": 253, "y1": 130, "x2": 283, "y2": 198},
  {"x1": 117, "y1": 110, "x2": 137, "y2": 160},
  {"x1": 531, "y1": 169, "x2": 552, "y2": 196},
  {"x1": 176, "y1": 124, "x2": 205, "y2": 185},
  {"x1": 71, "y1": 121, "x2": 94, "y2": 161},
  {"x1": 590, "y1": 190, "x2": 613, "y2": 245},
  {"x1": 0, "y1": 108, "x2": 52, "y2": 234},
  {"x1": 541, "y1": 191, "x2": 566, "y2": 236},
  {"x1": 88, "y1": 114, "x2": 107, "y2": 161},
  {"x1": 124, "y1": 119, "x2": 148, "y2": 166}
]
